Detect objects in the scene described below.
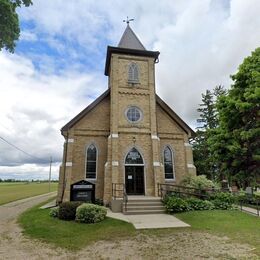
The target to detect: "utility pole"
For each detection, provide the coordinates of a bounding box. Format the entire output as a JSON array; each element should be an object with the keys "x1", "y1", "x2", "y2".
[{"x1": 49, "y1": 156, "x2": 52, "y2": 192}]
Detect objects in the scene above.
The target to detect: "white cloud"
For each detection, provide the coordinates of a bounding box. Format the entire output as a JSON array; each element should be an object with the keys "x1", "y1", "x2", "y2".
[
  {"x1": 0, "y1": 52, "x2": 106, "y2": 178},
  {"x1": 1, "y1": 0, "x2": 260, "y2": 179},
  {"x1": 20, "y1": 30, "x2": 38, "y2": 42},
  {"x1": 0, "y1": 163, "x2": 60, "y2": 180}
]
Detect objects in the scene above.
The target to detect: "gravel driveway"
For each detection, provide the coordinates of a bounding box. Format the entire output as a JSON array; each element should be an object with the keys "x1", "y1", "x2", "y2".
[{"x1": 0, "y1": 194, "x2": 258, "y2": 259}]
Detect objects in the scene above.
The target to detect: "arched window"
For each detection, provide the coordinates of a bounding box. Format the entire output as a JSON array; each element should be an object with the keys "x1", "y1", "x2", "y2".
[
  {"x1": 86, "y1": 144, "x2": 97, "y2": 179},
  {"x1": 128, "y1": 63, "x2": 139, "y2": 83},
  {"x1": 164, "y1": 146, "x2": 174, "y2": 179},
  {"x1": 125, "y1": 147, "x2": 144, "y2": 165}
]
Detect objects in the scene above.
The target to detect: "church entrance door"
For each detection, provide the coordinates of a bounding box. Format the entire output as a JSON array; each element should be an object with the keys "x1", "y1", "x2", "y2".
[
  {"x1": 125, "y1": 166, "x2": 144, "y2": 195},
  {"x1": 125, "y1": 147, "x2": 145, "y2": 195}
]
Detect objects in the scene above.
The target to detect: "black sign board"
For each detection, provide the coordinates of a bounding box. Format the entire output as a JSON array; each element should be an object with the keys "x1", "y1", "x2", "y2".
[{"x1": 70, "y1": 180, "x2": 95, "y2": 203}]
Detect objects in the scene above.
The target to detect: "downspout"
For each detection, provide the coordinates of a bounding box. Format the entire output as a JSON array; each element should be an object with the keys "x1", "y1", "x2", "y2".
[{"x1": 60, "y1": 131, "x2": 69, "y2": 203}]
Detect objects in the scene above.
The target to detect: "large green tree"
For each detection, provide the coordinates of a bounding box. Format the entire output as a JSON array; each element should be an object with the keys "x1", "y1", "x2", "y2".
[
  {"x1": 209, "y1": 48, "x2": 260, "y2": 187},
  {"x1": 193, "y1": 86, "x2": 226, "y2": 180},
  {"x1": 0, "y1": 0, "x2": 32, "y2": 53}
]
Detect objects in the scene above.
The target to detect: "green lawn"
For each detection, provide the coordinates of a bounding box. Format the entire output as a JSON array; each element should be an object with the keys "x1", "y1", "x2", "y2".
[
  {"x1": 19, "y1": 203, "x2": 260, "y2": 255},
  {"x1": 19, "y1": 203, "x2": 136, "y2": 250},
  {"x1": 176, "y1": 210, "x2": 260, "y2": 255},
  {"x1": 0, "y1": 182, "x2": 58, "y2": 205}
]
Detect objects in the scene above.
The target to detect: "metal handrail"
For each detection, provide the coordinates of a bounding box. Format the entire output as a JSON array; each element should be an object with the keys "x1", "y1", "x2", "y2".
[{"x1": 158, "y1": 183, "x2": 219, "y2": 200}]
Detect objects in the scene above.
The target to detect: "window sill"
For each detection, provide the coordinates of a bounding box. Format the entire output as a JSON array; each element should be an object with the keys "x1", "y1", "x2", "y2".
[
  {"x1": 128, "y1": 81, "x2": 140, "y2": 85},
  {"x1": 165, "y1": 179, "x2": 176, "y2": 182}
]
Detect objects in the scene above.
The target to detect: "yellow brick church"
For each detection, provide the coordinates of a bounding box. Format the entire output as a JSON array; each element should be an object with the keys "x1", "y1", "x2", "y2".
[{"x1": 57, "y1": 23, "x2": 196, "y2": 209}]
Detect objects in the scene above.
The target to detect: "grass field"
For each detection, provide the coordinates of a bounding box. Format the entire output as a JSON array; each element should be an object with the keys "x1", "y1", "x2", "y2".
[
  {"x1": 19, "y1": 204, "x2": 260, "y2": 255},
  {"x1": 19, "y1": 202, "x2": 135, "y2": 250},
  {"x1": 0, "y1": 182, "x2": 58, "y2": 205},
  {"x1": 176, "y1": 210, "x2": 260, "y2": 255}
]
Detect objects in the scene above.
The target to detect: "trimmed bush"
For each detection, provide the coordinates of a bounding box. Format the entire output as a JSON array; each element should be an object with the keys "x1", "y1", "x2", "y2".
[
  {"x1": 164, "y1": 192, "x2": 236, "y2": 212},
  {"x1": 165, "y1": 197, "x2": 189, "y2": 213},
  {"x1": 49, "y1": 207, "x2": 59, "y2": 218},
  {"x1": 58, "y1": 201, "x2": 83, "y2": 221},
  {"x1": 186, "y1": 198, "x2": 214, "y2": 211},
  {"x1": 181, "y1": 174, "x2": 219, "y2": 190},
  {"x1": 76, "y1": 203, "x2": 107, "y2": 223},
  {"x1": 210, "y1": 192, "x2": 235, "y2": 210}
]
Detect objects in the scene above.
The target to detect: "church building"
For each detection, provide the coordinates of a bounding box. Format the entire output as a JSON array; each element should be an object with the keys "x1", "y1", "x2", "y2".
[{"x1": 57, "y1": 23, "x2": 196, "y2": 208}]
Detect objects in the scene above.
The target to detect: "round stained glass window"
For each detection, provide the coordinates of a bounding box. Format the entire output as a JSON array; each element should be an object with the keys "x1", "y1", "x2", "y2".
[{"x1": 126, "y1": 106, "x2": 142, "y2": 123}]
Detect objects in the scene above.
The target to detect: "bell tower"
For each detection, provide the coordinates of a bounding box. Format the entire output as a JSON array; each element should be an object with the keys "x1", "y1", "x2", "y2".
[{"x1": 103, "y1": 22, "x2": 162, "y2": 203}]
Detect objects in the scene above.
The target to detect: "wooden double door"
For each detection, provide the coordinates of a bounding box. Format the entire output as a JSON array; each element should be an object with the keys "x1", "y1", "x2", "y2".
[{"x1": 125, "y1": 166, "x2": 144, "y2": 195}]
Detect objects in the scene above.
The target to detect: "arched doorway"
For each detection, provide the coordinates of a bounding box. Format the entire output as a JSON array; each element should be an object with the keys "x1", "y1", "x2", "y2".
[{"x1": 125, "y1": 147, "x2": 144, "y2": 195}]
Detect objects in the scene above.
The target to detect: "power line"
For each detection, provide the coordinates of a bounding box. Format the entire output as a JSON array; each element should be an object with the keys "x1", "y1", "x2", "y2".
[{"x1": 0, "y1": 135, "x2": 48, "y2": 163}]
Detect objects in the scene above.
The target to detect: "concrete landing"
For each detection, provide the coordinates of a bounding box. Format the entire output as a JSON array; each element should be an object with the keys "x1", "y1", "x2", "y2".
[
  {"x1": 40, "y1": 199, "x2": 56, "y2": 209},
  {"x1": 107, "y1": 209, "x2": 190, "y2": 229}
]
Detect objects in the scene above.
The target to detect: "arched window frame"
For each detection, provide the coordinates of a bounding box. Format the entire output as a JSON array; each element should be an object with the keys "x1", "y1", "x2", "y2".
[
  {"x1": 125, "y1": 147, "x2": 144, "y2": 165},
  {"x1": 163, "y1": 146, "x2": 175, "y2": 180},
  {"x1": 128, "y1": 63, "x2": 139, "y2": 83},
  {"x1": 85, "y1": 143, "x2": 98, "y2": 180}
]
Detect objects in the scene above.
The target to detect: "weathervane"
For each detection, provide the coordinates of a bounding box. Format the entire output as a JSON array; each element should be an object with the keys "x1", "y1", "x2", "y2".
[{"x1": 123, "y1": 16, "x2": 134, "y2": 25}]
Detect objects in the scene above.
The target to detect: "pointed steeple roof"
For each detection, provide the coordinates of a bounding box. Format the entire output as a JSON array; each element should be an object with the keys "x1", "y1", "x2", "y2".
[{"x1": 118, "y1": 24, "x2": 146, "y2": 50}]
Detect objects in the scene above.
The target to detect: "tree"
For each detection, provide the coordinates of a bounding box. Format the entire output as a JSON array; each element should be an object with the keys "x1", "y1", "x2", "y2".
[
  {"x1": 0, "y1": 0, "x2": 32, "y2": 53},
  {"x1": 209, "y1": 48, "x2": 260, "y2": 188},
  {"x1": 193, "y1": 86, "x2": 226, "y2": 180}
]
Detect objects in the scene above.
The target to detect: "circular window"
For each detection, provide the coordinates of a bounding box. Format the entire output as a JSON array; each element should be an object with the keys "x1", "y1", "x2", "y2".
[{"x1": 126, "y1": 106, "x2": 142, "y2": 123}]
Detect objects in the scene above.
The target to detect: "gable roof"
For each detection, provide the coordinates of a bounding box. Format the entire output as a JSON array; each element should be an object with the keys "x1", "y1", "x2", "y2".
[
  {"x1": 61, "y1": 89, "x2": 195, "y2": 137},
  {"x1": 61, "y1": 89, "x2": 110, "y2": 132},
  {"x1": 156, "y1": 95, "x2": 195, "y2": 137},
  {"x1": 118, "y1": 24, "x2": 146, "y2": 50}
]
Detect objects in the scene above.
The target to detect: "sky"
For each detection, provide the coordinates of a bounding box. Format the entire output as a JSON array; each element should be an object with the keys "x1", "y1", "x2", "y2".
[{"x1": 0, "y1": 0, "x2": 259, "y2": 180}]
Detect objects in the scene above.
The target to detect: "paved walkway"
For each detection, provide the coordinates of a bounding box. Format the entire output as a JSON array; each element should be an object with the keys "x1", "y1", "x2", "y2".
[
  {"x1": 0, "y1": 191, "x2": 57, "y2": 222},
  {"x1": 241, "y1": 206, "x2": 260, "y2": 217},
  {"x1": 107, "y1": 209, "x2": 190, "y2": 229}
]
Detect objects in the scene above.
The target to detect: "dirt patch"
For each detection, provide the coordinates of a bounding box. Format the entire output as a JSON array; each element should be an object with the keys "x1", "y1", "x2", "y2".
[
  {"x1": 77, "y1": 232, "x2": 257, "y2": 260},
  {"x1": 0, "y1": 194, "x2": 258, "y2": 259},
  {"x1": 1, "y1": 224, "x2": 257, "y2": 259}
]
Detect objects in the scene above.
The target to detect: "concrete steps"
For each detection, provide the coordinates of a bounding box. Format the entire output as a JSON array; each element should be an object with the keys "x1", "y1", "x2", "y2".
[{"x1": 123, "y1": 196, "x2": 165, "y2": 215}]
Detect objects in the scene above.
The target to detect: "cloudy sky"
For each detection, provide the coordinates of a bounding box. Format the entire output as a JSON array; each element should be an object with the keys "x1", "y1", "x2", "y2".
[{"x1": 0, "y1": 0, "x2": 259, "y2": 180}]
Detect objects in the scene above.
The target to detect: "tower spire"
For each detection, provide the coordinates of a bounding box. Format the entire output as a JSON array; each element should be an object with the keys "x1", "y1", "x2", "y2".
[{"x1": 118, "y1": 18, "x2": 146, "y2": 50}]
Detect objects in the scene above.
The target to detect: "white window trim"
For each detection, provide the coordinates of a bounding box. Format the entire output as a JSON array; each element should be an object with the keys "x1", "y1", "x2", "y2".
[
  {"x1": 163, "y1": 145, "x2": 176, "y2": 180},
  {"x1": 85, "y1": 143, "x2": 98, "y2": 180}
]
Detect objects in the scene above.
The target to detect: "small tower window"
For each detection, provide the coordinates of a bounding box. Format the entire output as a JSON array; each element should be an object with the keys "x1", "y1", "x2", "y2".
[
  {"x1": 163, "y1": 146, "x2": 175, "y2": 180},
  {"x1": 128, "y1": 63, "x2": 139, "y2": 83},
  {"x1": 125, "y1": 106, "x2": 142, "y2": 123},
  {"x1": 86, "y1": 144, "x2": 97, "y2": 179}
]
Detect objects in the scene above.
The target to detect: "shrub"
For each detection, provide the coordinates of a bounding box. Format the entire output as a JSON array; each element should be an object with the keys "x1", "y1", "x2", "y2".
[
  {"x1": 210, "y1": 192, "x2": 235, "y2": 210},
  {"x1": 164, "y1": 197, "x2": 189, "y2": 213},
  {"x1": 94, "y1": 199, "x2": 104, "y2": 206},
  {"x1": 49, "y1": 207, "x2": 59, "y2": 218},
  {"x1": 58, "y1": 201, "x2": 83, "y2": 221},
  {"x1": 76, "y1": 203, "x2": 107, "y2": 223},
  {"x1": 186, "y1": 198, "x2": 214, "y2": 211},
  {"x1": 181, "y1": 174, "x2": 218, "y2": 190}
]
